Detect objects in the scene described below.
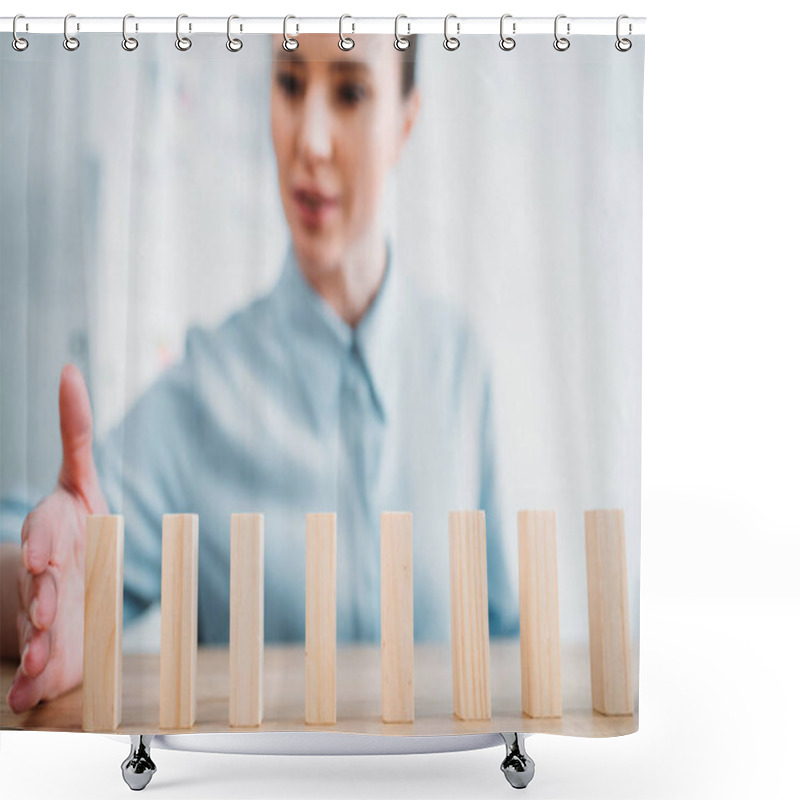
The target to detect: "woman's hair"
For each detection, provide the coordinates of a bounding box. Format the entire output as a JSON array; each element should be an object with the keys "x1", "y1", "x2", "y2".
[{"x1": 400, "y1": 35, "x2": 418, "y2": 99}]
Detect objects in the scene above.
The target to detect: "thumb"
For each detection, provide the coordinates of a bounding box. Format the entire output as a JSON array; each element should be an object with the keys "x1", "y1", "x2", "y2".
[{"x1": 57, "y1": 363, "x2": 106, "y2": 513}]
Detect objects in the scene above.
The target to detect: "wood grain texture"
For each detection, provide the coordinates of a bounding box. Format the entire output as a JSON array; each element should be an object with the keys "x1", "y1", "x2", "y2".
[
  {"x1": 305, "y1": 513, "x2": 336, "y2": 725},
  {"x1": 82, "y1": 515, "x2": 124, "y2": 730},
  {"x1": 229, "y1": 513, "x2": 264, "y2": 727},
  {"x1": 518, "y1": 510, "x2": 562, "y2": 718},
  {"x1": 1, "y1": 642, "x2": 637, "y2": 737},
  {"x1": 381, "y1": 512, "x2": 414, "y2": 723},
  {"x1": 448, "y1": 510, "x2": 492, "y2": 721},
  {"x1": 585, "y1": 509, "x2": 634, "y2": 716},
  {"x1": 0, "y1": 638, "x2": 638, "y2": 737},
  {"x1": 159, "y1": 514, "x2": 199, "y2": 729}
]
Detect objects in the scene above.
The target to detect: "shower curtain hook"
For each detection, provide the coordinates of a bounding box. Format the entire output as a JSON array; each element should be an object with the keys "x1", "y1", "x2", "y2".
[
  {"x1": 499, "y1": 14, "x2": 516, "y2": 51},
  {"x1": 175, "y1": 14, "x2": 192, "y2": 51},
  {"x1": 283, "y1": 15, "x2": 299, "y2": 51},
  {"x1": 394, "y1": 15, "x2": 410, "y2": 51},
  {"x1": 122, "y1": 14, "x2": 139, "y2": 51},
  {"x1": 12, "y1": 14, "x2": 28, "y2": 51},
  {"x1": 226, "y1": 15, "x2": 243, "y2": 52},
  {"x1": 553, "y1": 14, "x2": 570, "y2": 51},
  {"x1": 63, "y1": 13, "x2": 80, "y2": 51},
  {"x1": 615, "y1": 15, "x2": 632, "y2": 51},
  {"x1": 443, "y1": 14, "x2": 460, "y2": 51},
  {"x1": 339, "y1": 14, "x2": 355, "y2": 51}
]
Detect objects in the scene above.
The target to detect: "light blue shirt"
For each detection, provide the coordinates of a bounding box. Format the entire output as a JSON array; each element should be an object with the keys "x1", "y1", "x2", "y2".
[{"x1": 1, "y1": 242, "x2": 519, "y2": 643}]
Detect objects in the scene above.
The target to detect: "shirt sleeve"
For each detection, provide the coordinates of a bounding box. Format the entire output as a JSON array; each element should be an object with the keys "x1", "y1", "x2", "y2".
[
  {"x1": 0, "y1": 343, "x2": 200, "y2": 629},
  {"x1": 95, "y1": 338, "x2": 202, "y2": 629},
  {"x1": 479, "y1": 358, "x2": 521, "y2": 638}
]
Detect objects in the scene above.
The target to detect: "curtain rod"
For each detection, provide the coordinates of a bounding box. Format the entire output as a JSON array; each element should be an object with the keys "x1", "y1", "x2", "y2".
[{"x1": 1, "y1": 16, "x2": 646, "y2": 36}]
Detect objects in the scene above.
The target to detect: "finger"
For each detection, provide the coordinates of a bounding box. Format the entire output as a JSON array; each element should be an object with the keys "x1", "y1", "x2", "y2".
[
  {"x1": 19, "y1": 507, "x2": 54, "y2": 576},
  {"x1": 57, "y1": 364, "x2": 97, "y2": 498},
  {"x1": 16, "y1": 607, "x2": 34, "y2": 655},
  {"x1": 6, "y1": 666, "x2": 45, "y2": 714},
  {"x1": 19, "y1": 628, "x2": 51, "y2": 680},
  {"x1": 17, "y1": 562, "x2": 32, "y2": 616},
  {"x1": 17, "y1": 611, "x2": 36, "y2": 672},
  {"x1": 28, "y1": 570, "x2": 57, "y2": 631}
]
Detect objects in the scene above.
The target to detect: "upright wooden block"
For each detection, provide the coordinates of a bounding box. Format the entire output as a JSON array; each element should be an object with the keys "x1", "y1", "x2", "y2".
[
  {"x1": 518, "y1": 510, "x2": 562, "y2": 718},
  {"x1": 305, "y1": 513, "x2": 336, "y2": 725},
  {"x1": 159, "y1": 513, "x2": 199, "y2": 729},
  {"x1": 585, "y1": 509, "x2": 634, "y2": 716},
  {"x1": 448, "y1": 510, "x2": 492, "y2": 721},
  {"x1": 381, "y1": 512, "x2": 414, "y2": 723},
  {"x1": 82, "y1": 514, "x2": 124, "y2": 730},
  {"x1": 229, "y1": 513, "x2": 264, "y2": 727}
]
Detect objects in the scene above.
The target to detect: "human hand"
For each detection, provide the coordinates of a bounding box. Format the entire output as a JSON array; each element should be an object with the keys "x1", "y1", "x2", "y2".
[{"x1": 6, "y1": 363, "x2": 109, "y2": 713}]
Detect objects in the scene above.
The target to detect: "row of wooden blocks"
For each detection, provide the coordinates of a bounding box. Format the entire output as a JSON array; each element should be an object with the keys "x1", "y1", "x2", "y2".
[{"x1": 82, "y1": 508, "x2": 633, "y2": 730}]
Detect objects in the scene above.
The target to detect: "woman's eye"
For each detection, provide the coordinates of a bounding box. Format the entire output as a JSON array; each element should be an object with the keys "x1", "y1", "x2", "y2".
[
  {"x1": 337, "y1": 82, "x2": 367, "y2": 106},
  {"x1": 276, "y1": 71, "x2": 303, "y2": 97}
]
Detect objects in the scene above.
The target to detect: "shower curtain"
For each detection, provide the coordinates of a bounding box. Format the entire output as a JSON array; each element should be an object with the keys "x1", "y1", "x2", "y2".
[{"x1": 0, "y1": 27, "x2": 644, "y2": 738}]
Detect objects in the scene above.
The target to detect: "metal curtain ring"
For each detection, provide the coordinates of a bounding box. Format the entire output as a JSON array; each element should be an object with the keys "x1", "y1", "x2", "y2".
[
  {"x1": 443, "y1": 14, "x2": 460, "y2": 51},
  {"x1": 394, "y1": 14, "x2": 410, "y2": 51},
  {"x1": 63, "y1": 13, "x2": 80, "y2": 51},
  {"x1": 553, "y1": 14, "x2": 570, "y2": 53},
  {"x1": 499, "y1": 14, "x2": 515, "y2": 51},
  {"x1": 175, "y1": 14, "x2": 192, "y2": 51},
  {"x1": 615, "y1": 14, "x2": 632, "y2": 51},
  {"x1": 226, "y1": 15, "x2": 243, "y2": 52},
  {"x1": 339, "y1": 14, "x2": 355, "y2": 51},
  {"x1": 283, "y1": 15, "x2": 299, "y2": 51},
  {"x1": 122, "y1": 14, "x2": 138, "y2": 51},
  {"x1": 12, "y1": 14, "x2": 28, "y2": 51},
  {"x1": 553, "y1": 14, "x2": 570, "y2": 51}
]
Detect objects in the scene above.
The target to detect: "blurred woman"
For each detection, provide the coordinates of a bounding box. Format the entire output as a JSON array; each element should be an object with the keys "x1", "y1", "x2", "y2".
[{"x1": 2, "y1": 34, "x2": 517, "y2": 714}]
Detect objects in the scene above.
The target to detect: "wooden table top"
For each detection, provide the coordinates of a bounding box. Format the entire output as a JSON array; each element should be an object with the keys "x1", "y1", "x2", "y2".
[{"x1": 1, "y1": 640, "x2": 637, "y2": 737}]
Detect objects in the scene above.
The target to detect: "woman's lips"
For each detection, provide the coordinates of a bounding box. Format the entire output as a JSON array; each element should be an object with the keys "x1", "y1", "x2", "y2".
[{"x1": 293, "y1": 187, "x2": 339, "y2": 228}]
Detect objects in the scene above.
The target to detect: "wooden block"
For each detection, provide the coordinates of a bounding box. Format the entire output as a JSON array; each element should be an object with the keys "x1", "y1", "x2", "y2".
[
  {"x1": 82, "y1": 514, "x2": 124, "y2": 730},
  {"x1": 305, "y1": 513, "x2": 336, "y2": 725},
  {"x1": 518, "y1": 510, "x2": 562, "y2": 718},
  {"x1": 448, "y1": 510, "x2": 492, "y2": 721},
  {"x1": 585, "y1": 509, "x2": 634, "y2": 716},
  {"x1": 381, "y1": 512, "x2": 414, "y2": 723},
  {"x1": 229, "y1": 513, "x2": 264, "y2": 727},
  {"x1": 159, "y1": 513, "x2": 199, "y2": 729}
]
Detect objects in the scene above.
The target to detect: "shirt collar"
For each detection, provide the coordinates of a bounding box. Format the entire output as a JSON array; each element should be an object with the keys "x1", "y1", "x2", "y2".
[{"x1": 272, "y1": 240, "x2": 404, "y2": 428}]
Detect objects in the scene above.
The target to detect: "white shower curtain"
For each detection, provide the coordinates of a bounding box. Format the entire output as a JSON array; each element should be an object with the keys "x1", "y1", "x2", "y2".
[{"x1": 1, "y1": 29, "x2": 644, "y2": 736}]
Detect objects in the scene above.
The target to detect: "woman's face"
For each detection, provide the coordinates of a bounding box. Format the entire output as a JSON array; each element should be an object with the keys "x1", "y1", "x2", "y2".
[{"x1": 271, "y1": 34, "x2": 419, "y2": 273}]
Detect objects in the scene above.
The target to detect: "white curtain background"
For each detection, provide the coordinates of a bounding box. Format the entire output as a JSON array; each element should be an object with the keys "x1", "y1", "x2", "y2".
[{"x1": 0, "y1": 33, "x2": 643, "y2": 651}]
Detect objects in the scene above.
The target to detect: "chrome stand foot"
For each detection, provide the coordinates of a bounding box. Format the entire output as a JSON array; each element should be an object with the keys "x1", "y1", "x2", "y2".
[
  {"x1": 500, "y1": 732, "x2": 535, "y2": 789},
  {"x1": 121, "y1": 735, "x2": 156, "y2": 791}
]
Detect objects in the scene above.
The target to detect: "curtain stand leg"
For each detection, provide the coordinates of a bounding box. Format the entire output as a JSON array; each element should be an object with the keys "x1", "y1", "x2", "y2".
[
  {"x1": 121, "y1": 735, "x2": 156, "y2": 791},
  {"x1": 500, "y1": 732, "x2": 535, "y2": 789}
]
